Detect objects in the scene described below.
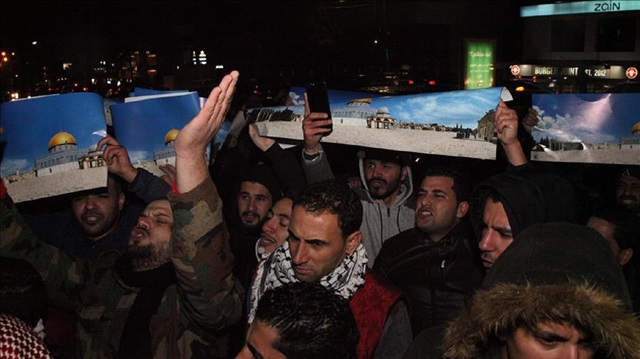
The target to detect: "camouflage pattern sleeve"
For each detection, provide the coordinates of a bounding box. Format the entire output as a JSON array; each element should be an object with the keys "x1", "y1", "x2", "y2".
[
  {"x1": 1, "y1": 189, "x2": 85, "y2": 311},
  {"x1": 168, "y1": 177, "x2": 243, "y2": 330}
]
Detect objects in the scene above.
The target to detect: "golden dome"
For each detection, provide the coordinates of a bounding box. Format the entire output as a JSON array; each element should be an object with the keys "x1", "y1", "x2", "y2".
[
  {"x1": 347, "y1": 98, "x2": 372, "y2": 105},
  {"x1": 164, "y1": 129, "x2": 180, "y2": 144},
  {"x1": 632, "y1": 122, "x2": 640, "y2": 134},
  {"x1": 48, "y1": 131, "x2": 77, "y2": 150}
]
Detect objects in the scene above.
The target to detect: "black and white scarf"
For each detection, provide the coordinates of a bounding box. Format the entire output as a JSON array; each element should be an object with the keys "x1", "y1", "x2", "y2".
[{"x1": 248, "y1": 240, "x2": 368, "y2": 323}]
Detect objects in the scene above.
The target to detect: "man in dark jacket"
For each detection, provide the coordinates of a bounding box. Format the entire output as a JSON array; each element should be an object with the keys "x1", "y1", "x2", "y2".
[
  {"x1": 374, "y1": 167, "x2": 483, "y2": 335},
  {"x1": 441, "y1": 223, "x2": 640, "y2": 359},
  {"x1": 472, "y1": 167, "x2": 576, "y2": 270}
]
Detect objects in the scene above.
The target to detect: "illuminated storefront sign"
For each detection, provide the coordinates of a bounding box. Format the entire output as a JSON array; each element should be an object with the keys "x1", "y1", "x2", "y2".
[
  {"x1": 510, "y1": 64, "x2": 635, "y2": 79},
  {"x1": 465, "y1": 40, "x2": 495, "y2": 90},
  {"x1": 521, "y1": 1, "x2": 640, "y2": 17}
]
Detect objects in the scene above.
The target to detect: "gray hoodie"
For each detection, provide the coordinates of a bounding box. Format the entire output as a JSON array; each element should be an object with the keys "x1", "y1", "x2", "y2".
[{"x1": 302, "y1": 148, "x2": 415, "y2": 266}]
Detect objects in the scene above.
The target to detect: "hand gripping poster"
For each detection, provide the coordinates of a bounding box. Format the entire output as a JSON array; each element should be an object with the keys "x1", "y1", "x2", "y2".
[{"x1": 251, "y1": 87, "x2": 512, "y2": 160}]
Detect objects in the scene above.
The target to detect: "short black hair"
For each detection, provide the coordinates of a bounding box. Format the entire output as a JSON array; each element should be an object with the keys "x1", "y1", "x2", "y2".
[
  {"x1": 255, "y1": 282, "x2": 359, "y2": 359},
  {"x1": 293, "y1": 180, "x2": 363, "y2": 238},
  {"x1": 422, "y1": 166, "x2": 470, "y2": 203}
]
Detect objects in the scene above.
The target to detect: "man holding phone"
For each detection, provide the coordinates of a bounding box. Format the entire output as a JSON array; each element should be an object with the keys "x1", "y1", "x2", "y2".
[{"x1": 301, "y1": 86, "x2": 416, "y2": 265}]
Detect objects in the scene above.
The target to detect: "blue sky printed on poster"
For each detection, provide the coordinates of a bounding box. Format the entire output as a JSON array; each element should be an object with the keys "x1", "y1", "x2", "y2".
[
  {"x1": 263, "y1": 87, "x2": 505, "y2": 129},
  {"x1": 0, "y1": 93, "x2": 107, "y2": 177},
  {"x1": 286, "y1": 87, "x2": 382, "y2": 107},
  {"x1": 532, "y1": 93, "x2": 640, "y2": 145},
  {"x1": 110, "y1": 92, "x2": 201, "y2": 164}
]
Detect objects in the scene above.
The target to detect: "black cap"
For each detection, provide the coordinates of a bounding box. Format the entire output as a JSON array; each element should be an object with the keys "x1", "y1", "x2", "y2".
[
  {"x1": 237, "y1": 162, "x2": 283, "y2": 202},
  {"x1": 357, "y1": 147, "x2": 411, "y2": 167}
]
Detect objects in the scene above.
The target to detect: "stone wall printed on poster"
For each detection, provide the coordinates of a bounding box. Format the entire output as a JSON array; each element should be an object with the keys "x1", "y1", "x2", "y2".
[
  {"x1": 0, "y1": 93, "x2": 109, "y2": 202},
  {"x1": 251, "y1": 87, "x2": 512, "y2": 160}
]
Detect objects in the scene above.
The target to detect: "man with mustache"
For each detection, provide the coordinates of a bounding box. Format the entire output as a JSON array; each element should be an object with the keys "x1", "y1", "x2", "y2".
[
  {"x1": 227, "y1": 163, "x2": 283, "y2": 293},
  {"x1": 0, "y1": 71, "x2": 243, "y2": 359},
  {"x1": 302, "y1": 110, "x2": 415, "y2": 264},
  {"x1": 374, "y1": 166, "x2": 484, "y2": 334},
  {"x1": 23, "y1": 140, "x2": 171, "y2": 261},
  {"x1": 615, "y1": 167, "x2": 640, "y2": 217}
]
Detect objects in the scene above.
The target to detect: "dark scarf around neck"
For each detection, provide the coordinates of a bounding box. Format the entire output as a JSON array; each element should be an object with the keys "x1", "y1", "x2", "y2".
[{"x1": 115, "y1": 259, "x2": 176, "y2": 359}]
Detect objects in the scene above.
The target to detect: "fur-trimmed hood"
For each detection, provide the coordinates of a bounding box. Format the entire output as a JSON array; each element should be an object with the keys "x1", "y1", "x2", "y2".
[
  {"x1": 442, "y1": 223, "x2": 640, "y2": 359},
  {"x1": 442, "y1": 282, "x2": 640, "y2": 359}
]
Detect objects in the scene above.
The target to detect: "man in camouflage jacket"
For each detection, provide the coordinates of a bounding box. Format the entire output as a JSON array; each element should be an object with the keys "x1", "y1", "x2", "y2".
[{"x1": 0, "y1": 71, "x2": 242, "y2": 359}]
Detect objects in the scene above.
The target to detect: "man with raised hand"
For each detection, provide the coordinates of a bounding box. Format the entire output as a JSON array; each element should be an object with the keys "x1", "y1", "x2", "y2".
[{"x1": 0, "y1": 71, "x2": 243, "y2": 359}]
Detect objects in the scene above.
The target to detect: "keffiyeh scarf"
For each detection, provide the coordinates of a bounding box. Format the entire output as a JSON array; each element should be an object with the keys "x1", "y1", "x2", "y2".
[{"x1": 248, "y1": 240, "x2": 368, "y2": 323}]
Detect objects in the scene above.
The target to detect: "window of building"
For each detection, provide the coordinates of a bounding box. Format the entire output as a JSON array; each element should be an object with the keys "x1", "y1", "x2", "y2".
[
  {"x1": 551, "y1": 19, "x2": 585, "y2": 51},
  {"x1": 596, "y1": 17, "x2": 636, "y2": 52}
]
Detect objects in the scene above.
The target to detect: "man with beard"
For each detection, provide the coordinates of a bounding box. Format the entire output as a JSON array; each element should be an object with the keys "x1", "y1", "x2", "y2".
[
  {"x1": 615, "y1": 167, "x2": 640, "y2": 217},
  {"x1": 23, "y1": 137, "x2": 172, "y2": 261},
  {"x1": 0, "y1": 71, "x2": 243, "y2": 359},
  {"x1": 228, "y1": 163, "x2": 283, "y2": 292},
  {"x1": 374, "y1": 167, "x2": 483, "y2": 334},
  {"x1": 301, "y1": 109, "x2": 414, "y2": 264}
]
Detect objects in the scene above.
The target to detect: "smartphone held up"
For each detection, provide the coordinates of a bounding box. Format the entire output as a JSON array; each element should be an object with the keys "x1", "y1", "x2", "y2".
[{"x1": 306, "y1": 81, "x2": 333, "y2": 136}]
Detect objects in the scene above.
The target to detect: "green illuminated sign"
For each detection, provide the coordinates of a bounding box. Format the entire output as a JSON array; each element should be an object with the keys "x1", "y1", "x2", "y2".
[{"x1": 465, "y1": 40, "x2": 494, "y2": 90}]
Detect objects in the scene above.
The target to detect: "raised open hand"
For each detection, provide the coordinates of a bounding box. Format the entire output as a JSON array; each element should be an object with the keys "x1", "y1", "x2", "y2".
[{"x1": 174, "y1": 71, "x2": 239, "y2": 192}]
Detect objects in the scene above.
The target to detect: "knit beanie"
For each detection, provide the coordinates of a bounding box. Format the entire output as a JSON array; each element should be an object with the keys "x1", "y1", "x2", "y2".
[
  {"x1": 237, "y1": 162, "x2": 283, "y2": 202},
  {"x1": 483, "y1": 222, "x2": 632, "y2": 308}
]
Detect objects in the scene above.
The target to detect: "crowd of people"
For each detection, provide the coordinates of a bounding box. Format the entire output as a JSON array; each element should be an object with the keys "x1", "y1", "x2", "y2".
[{"x1": 1, "y1": 71, "x2": 639, "y2": 359}]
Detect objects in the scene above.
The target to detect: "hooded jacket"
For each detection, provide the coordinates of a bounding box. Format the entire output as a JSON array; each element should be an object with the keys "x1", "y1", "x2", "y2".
[
  {"x1": 442, "y1": 222, "x2": 640, "y2": 359},
  {"x1": 470, "y1": 164, "x2": 576, "y2": 239},
  {"x1": 303, "y1": 148, "x2": 415, "y2": 265}
]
